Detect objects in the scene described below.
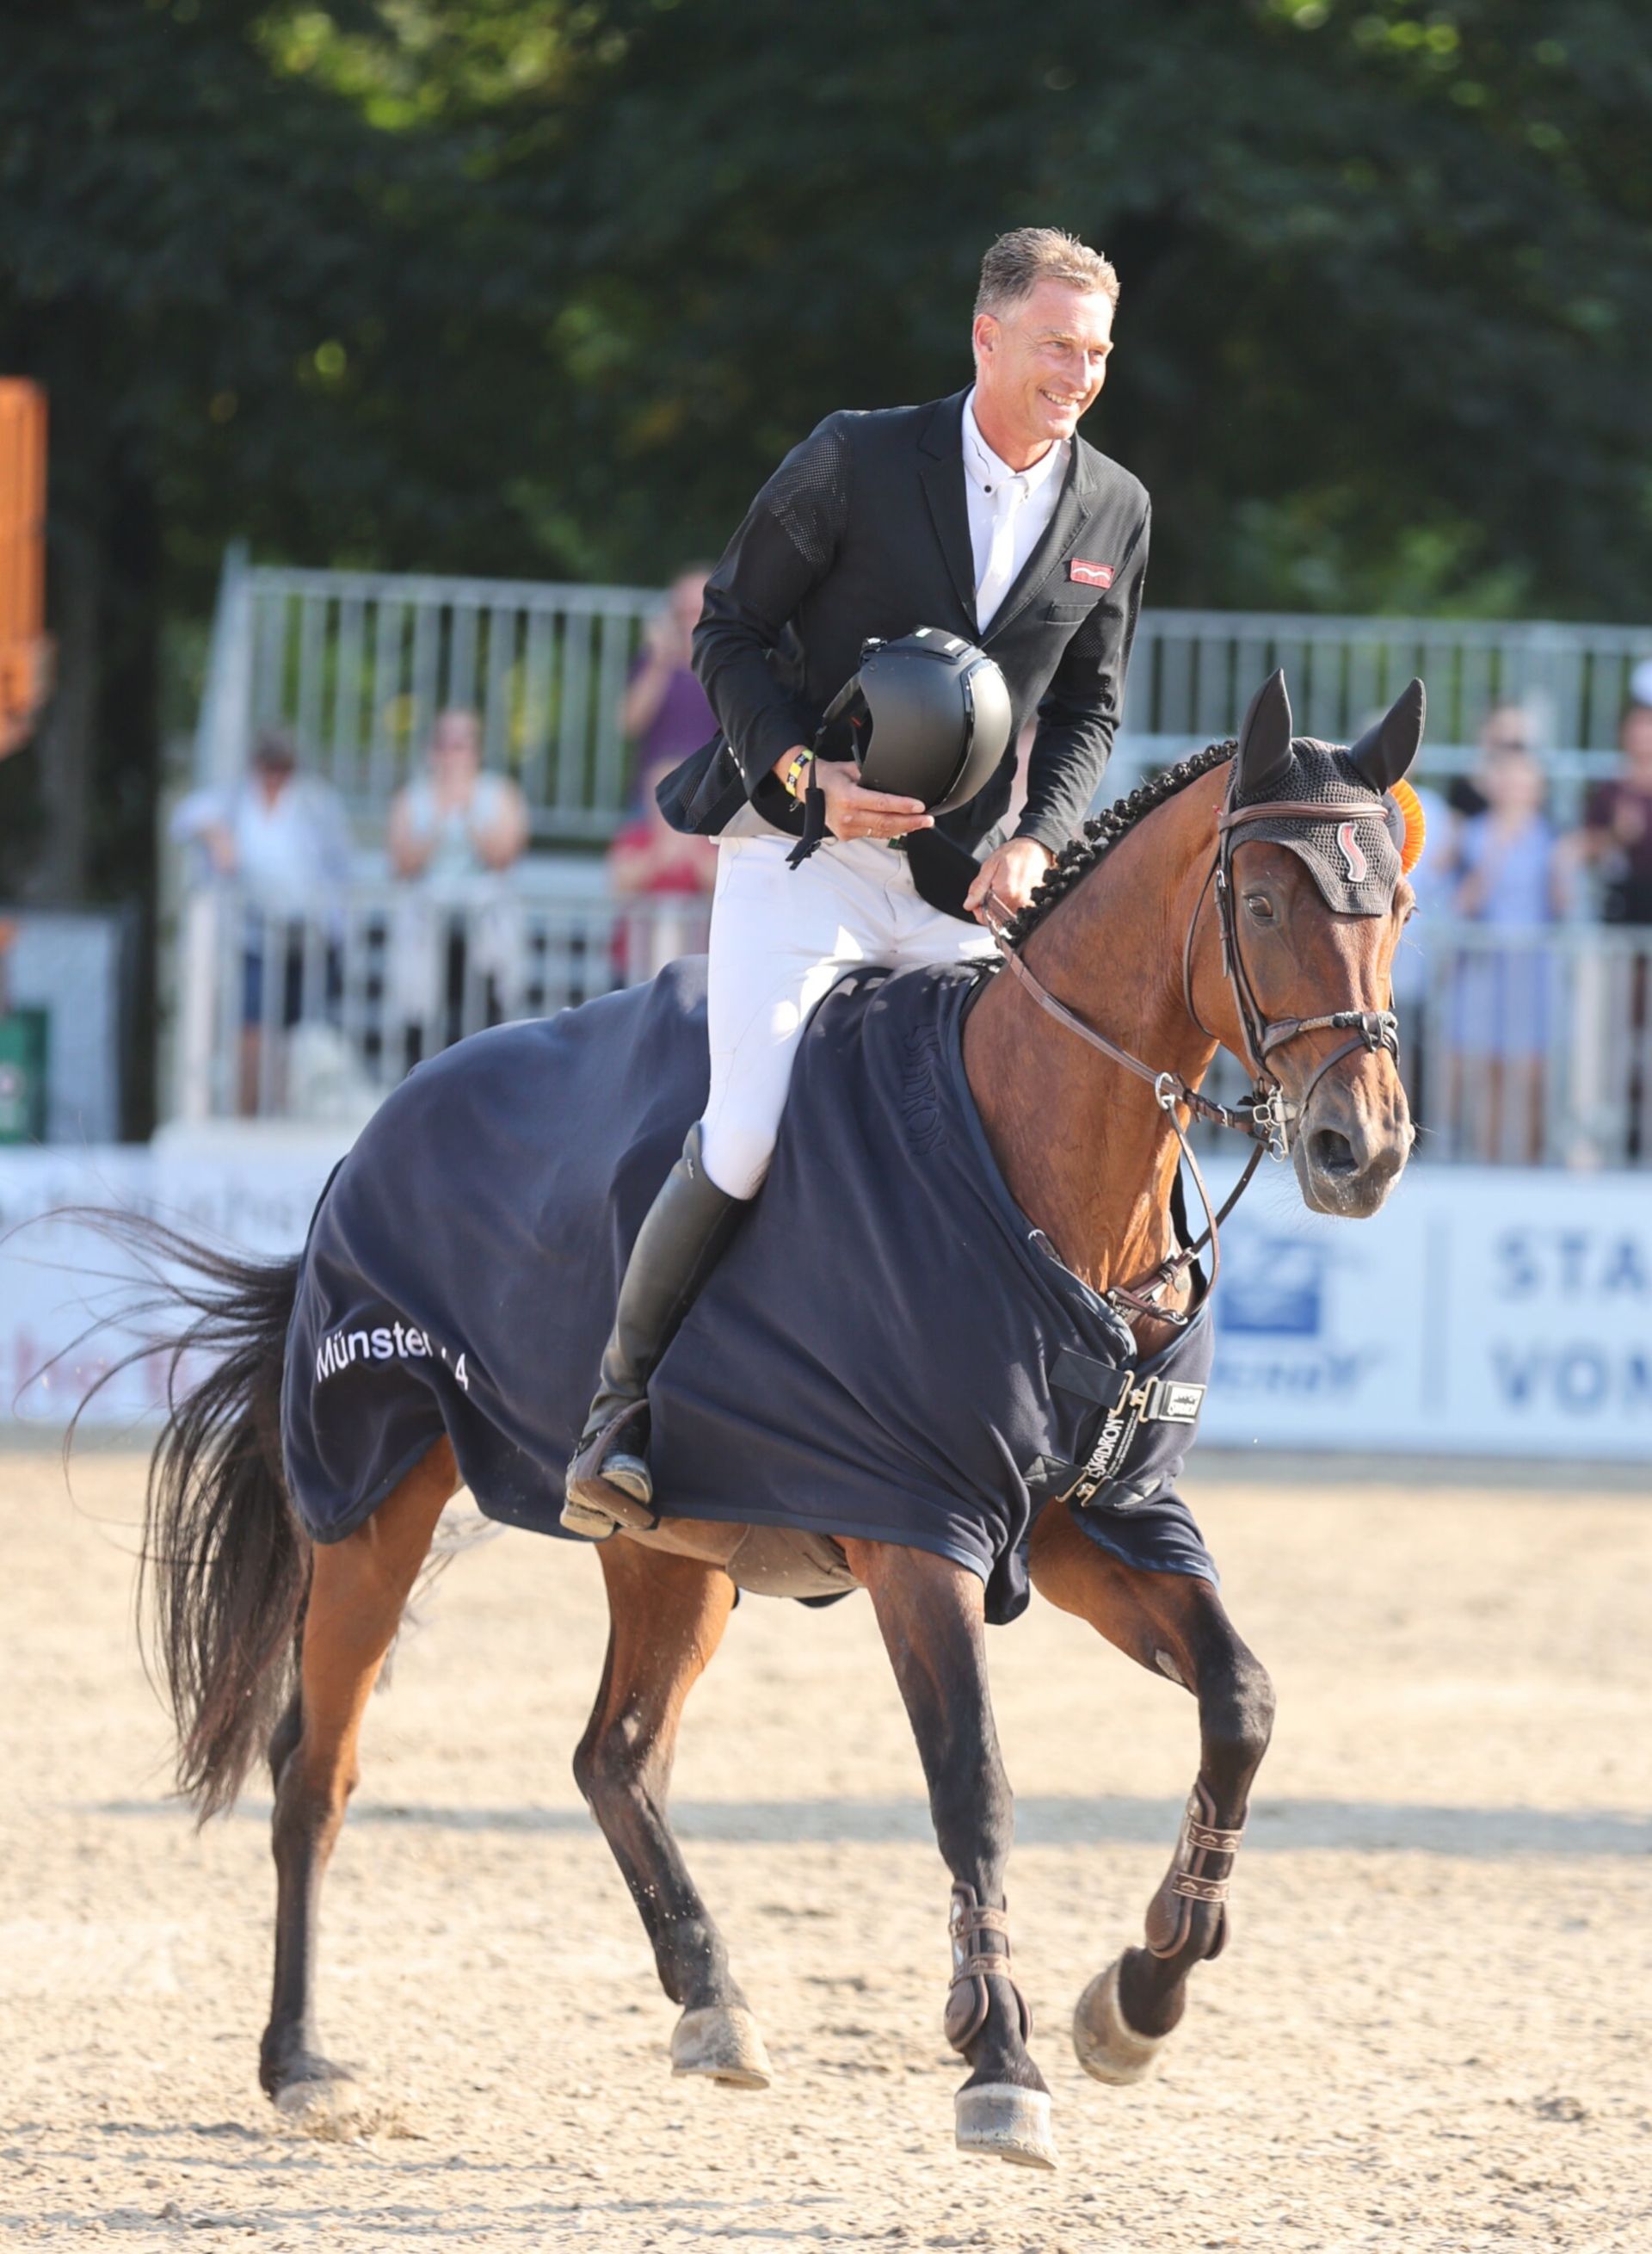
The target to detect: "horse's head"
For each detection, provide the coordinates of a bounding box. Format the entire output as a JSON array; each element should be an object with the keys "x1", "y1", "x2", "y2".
[{"x1": 1193, "y1": 670, "x2": 1422, "y2": 1220}]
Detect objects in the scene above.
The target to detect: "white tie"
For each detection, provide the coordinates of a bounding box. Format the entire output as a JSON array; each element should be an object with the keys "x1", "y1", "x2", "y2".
[{"x1": 976, "y1": 479, "x2": 1024, "y2": 635}]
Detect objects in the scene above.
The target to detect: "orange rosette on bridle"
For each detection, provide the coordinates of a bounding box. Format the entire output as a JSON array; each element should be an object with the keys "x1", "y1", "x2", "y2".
[{"x1": 1387, "y1": 777, "x2": 1427, "y2": 873}]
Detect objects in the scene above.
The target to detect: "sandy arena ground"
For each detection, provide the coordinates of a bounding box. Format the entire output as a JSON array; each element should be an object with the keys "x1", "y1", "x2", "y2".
[{"x1": 3, "y1": 1449, "x2": 1649, "y2": 2251}]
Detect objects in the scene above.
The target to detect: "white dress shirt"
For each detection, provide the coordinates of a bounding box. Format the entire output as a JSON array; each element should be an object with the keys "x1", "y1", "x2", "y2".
[{"x1": 961, "y1": 388, "x2": 1069, "y2": 635}]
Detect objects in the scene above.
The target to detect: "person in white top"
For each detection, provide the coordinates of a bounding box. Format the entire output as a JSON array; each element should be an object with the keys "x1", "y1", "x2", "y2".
[
  {"x1": 171, "y1": 731, "x2": 356, "y2": 1111},
  {"x1": 388, "y1": 707, "x2": 528, "y2": 891},
  {"x1": 172, "y1": 731, "x2": 354, "y2": 914}
]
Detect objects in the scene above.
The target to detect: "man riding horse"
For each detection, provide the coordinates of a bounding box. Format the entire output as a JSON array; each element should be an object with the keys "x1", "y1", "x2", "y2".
[{"x1": 566, "y1": 225, "x2": 1154, "y2": 1534}]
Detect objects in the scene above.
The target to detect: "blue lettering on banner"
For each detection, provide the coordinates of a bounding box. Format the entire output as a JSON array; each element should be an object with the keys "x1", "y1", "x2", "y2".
[
  {"x1": 1217, "y1": 1349, "x2": 1378, "y2": 1399},
  {"x1": 1492, "y1": 1344, "x2": 1652, "y2": 1415},
  {"x1": 1495, "y1": 1230, "x2": 1649, "y2": 1300},
  {"x1": 1218, "y1": 1239, "x2": 1326, "y2": 1337}
]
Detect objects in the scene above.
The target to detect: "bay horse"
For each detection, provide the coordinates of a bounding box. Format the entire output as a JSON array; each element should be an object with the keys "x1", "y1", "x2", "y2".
[{"x1": 125, "y1": 670, "x2": 1420, "y2": 2171}]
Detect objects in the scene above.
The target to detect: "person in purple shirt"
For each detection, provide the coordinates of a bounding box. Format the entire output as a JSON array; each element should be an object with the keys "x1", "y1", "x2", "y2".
[{"x1": 621, "y1": 566, "x2": 718, "y2": 772}]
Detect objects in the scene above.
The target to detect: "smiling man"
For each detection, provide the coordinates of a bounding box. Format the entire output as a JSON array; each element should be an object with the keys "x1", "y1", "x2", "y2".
[{"x1": 566, "y1": 227, "x2": 1151, "y2": 1533}]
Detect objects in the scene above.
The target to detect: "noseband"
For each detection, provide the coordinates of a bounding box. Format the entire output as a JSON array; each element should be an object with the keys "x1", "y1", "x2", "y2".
[{"x1": 985, "y1": 766, "x2": 1399, "y2": 1325}]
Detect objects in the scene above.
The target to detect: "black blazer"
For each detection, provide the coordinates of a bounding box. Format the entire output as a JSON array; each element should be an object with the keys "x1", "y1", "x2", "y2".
[{"x1": 659, "y1": 387, "x2": 1150, "y2": 914}]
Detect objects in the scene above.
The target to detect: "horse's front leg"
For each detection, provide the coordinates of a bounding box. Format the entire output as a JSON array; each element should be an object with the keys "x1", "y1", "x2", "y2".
[
  {"x1": 1027, "y1": 1504, "x2": 1274, "y2": 2085},
  {"x1": 844, "y1": 1538, "x2": 1055, "y2": 2171}
]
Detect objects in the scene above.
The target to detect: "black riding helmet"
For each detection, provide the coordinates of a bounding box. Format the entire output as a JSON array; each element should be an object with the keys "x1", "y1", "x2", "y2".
[{"x1": 817, "y1": 629, "x2": 1014, "y2": 816}]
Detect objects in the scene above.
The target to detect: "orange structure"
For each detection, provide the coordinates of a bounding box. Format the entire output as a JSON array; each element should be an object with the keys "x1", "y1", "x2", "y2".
[{"x1": 0, "y1": 380, "x2": 49, "y2": 757}]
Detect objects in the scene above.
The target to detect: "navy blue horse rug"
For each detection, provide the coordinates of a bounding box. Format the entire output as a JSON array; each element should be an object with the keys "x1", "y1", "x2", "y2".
[{"x1": 282, "y1": 959, "x2": 1218, "y2": 1623}]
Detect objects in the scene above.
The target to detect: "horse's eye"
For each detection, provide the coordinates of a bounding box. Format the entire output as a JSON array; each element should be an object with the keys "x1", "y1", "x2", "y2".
[{"x1": 1245, "y1": 893, "x2": 1274, "y2": 922}]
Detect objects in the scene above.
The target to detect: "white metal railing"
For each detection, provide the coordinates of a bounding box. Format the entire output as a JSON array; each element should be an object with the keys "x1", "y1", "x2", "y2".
[
  {"x1": 1124, "y1": 609, "x2": 1649, "y2": 755},
  {"x1": 1414, "y1": 923, "x2": 1652, "y2": 1167},
  {"x1": 199, "y1": 553, "x2": 663, "y2": 842},
  {"x1": 177, "y1": 881, "x2": 1652, "y2": 1167},
  {"x1": 194, "y1": 550, "x2": 1652, "y2": 842},
  {"x1": 176, "y1": 883, "x2": 711, "y2": 1125}
]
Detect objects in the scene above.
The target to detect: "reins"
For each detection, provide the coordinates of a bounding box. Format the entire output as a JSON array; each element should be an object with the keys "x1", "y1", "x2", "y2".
[{"x1": 982, "y1": 763, "x2": 1399, "y2": 1330}]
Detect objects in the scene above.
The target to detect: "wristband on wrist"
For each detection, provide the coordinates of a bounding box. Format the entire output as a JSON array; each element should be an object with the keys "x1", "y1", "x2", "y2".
[{"x1": 782, "y1": 750, "x2": 814, "y2": 803}]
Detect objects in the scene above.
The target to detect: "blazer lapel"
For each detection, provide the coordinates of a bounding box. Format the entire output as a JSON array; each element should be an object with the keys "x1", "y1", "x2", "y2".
[
  {"x1": 982, "y1": 441, "x2": 1099, "y2": 645},
  {"x1": 916, "y1": 392, "x2": 979, "y2": 623}
]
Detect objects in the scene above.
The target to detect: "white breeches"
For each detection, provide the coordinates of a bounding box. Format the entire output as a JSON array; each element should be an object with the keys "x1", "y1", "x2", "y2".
[{"x1": 700, "y1": 832, "x2": 998, "y2": 1199}]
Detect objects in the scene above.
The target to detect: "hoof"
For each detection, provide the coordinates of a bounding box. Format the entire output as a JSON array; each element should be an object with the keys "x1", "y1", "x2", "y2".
[
  {"x1": 271, "y1": 2075, "x2": 373, "y2": 2140},
  {"x1": 953, "y1": 2083, "x2": 1057, "y2": 2171},
  {"x1": 1073, "y1": 1958, "x2": 1168, "y2": 2086},
  {"x1": 669, "y1": 2004, "x2": 773, "y2": 2090}
]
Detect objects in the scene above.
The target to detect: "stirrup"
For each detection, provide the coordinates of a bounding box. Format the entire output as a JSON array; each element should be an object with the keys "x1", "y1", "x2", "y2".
[{"x1": 563, "y1": 1408, "x2": 661, "y2": 1537}]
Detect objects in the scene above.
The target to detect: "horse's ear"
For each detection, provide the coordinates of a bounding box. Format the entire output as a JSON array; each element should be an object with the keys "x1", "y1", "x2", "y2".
[
  {"x1": 1237, "y1": 669, "x2": 1294, "y2": 795},
  {"x1": 1348, "y1": 678, "x2": 1426, "y2": 792}
]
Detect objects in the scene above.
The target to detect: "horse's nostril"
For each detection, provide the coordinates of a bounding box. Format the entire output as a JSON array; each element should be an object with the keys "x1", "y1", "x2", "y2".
[{"x1": 1308, "y1": 1127, "x2": 1359, "y2": 1178}]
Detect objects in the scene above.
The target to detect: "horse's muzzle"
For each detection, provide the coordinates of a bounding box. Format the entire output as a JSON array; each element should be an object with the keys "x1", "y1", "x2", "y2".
[{"x1": 1291, "y1": 1060, "x2": 1412, "y2": 1219}]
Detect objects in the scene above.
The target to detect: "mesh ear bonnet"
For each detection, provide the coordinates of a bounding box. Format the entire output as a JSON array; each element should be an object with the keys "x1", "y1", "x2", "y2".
[{"x1": 1231, "y1": 738, "x2": 1404, "y2": 917}]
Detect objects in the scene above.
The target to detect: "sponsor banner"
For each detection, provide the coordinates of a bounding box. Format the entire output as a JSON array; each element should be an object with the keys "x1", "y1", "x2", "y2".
[
  {"x1": 0, "y1": 1139, "x2": 345, "y2": 1430},
  {"x1": 1202, "y1": 1156, "x2": 1651, "y2": 1459},
  {"x1": 0, "y1": 1143, "x2": 1646, "y2": 1460}
]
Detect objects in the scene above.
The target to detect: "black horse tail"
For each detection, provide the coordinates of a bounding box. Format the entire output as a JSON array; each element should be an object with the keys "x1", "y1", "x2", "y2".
[{"x1": 66, "y1": 1211, "x2": 311, "y2": 1820}]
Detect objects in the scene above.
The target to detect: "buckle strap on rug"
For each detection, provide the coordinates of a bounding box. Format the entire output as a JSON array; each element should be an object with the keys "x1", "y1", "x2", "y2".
[{"x1": 943, "y1": 1885, "x2": 1033, "y2": 2053}]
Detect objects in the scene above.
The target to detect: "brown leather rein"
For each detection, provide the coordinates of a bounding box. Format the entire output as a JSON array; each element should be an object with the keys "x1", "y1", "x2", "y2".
[{"x1": 983, "y1": 781, "x2": 1400, "y2": 1328}]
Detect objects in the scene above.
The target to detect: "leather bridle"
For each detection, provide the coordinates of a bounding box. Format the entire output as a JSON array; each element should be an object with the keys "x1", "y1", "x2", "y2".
[{"x1": 983, "y1": 766, "x2": 1400, "y2": 1326}]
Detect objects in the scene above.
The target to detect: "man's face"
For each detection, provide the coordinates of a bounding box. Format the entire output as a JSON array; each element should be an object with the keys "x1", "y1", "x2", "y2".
[{"x1": 972, "y1": 280, "x2": 1115, "y2": 454}]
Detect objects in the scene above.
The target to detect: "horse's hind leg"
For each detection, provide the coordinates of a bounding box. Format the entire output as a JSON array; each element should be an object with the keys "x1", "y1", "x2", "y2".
[
  {"x1": 574, "y1": 1538, "x2": 770, "y2": 2087},
  {"x1": 845, "y1": 1540, "x2": 1056, "y2": 2171},
  {"x1": 1027, "y1": 1505, "x2": 1274, "y2": 2087},
  {"x1": 261, "y1": 1438, "x2": 459, "y2": 2123}
]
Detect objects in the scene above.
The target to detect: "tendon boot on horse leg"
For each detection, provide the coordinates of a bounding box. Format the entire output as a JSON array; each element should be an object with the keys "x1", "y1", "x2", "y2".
[
  {"x1": 1026, "y1": 1508, "x2": 1273, "y2": 2087},
  {"x1": 848, "y1": 1541, "x2": 1055, "y2": 2171},
  {"x1": 262, "y1": 1442, "x2": 457, "y2": 2126},
  {"x1": 574, "y1": 1539, "x2": 772, "y2": 2089},
  {"x1": 564, "y1": 1122, "x2": 744, "y2": 1537}
]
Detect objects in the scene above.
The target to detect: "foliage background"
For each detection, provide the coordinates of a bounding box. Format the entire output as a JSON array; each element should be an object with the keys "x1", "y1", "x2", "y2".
[{"x1": 0, "y1": 0, "x2": 1648, "y2": 1027}]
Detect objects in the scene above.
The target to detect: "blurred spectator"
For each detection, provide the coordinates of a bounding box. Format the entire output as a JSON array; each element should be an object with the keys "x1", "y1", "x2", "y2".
[
  {"x1": 172, "y1": 728, "x2": 353, "y2": 909},
  {"x1": 608, "y1": 756, "x2": 717, "y2": 981},
  {"x1": 1575, "y1": 679, "x2": 1652, "y2": 1158},
  {"x1": 1441, "y1": 736, "x2": 1571, "y2": 1162},
  {"x1": 1577, "y1": 690, "x2": 1652, "y2": 926},
  {"x1": 620, "y1": 567, "x2": 717, "y2": 773},
  {"x1": 386, "y1": 708, "x2": 529, "y2": 1064},
  {"x1": 1446, "y1": 701, "x2": 1534, "y2": 822},
  {"x1": 388, "y1": 707, "x2": 527, "y2": 886},
  {"x1": 171, "y1": 730, "x2": 353, "y2": 1113}
]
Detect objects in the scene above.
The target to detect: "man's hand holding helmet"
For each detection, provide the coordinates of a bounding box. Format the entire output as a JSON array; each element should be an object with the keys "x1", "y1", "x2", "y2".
[{"x1": 770, "y1": 746, "x2": 932, "y2": 846}]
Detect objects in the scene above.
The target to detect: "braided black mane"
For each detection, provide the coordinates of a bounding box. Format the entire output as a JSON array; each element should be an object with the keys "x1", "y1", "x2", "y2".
[{"x1": 1001, "y1": 738, "x2": 1237, "y2": 950}]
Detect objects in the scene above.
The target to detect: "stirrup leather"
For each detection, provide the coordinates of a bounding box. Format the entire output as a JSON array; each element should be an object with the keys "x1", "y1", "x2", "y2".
[
  {"x1": 1146, "y1": 1782, "x2": 1246, "y2": 1961},
  {"x1": 943, "y1": 1885, "x2": 1033, "y2": 2053}
]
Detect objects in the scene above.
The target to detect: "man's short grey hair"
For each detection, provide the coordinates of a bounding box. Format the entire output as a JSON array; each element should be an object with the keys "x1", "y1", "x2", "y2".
[{"x1": 974, "y1": 227, "x2": 1119, "y2": 319}]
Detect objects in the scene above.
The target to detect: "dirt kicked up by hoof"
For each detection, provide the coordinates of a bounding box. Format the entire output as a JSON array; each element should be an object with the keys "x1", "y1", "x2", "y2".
[
  {"x1": 669, "y1": 2004, "x2": 774, "y2": 2089},
  {"x1": 1072, "y1": 1956, "x2": 1168, "y2": 2086},
  {"x1": 953, "y1": 2084, "x2": 1057, "y2": 2171}
]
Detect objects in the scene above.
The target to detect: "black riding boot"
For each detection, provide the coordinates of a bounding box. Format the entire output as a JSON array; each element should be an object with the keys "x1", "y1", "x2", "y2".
[{"x1": 562, "y1": 1122, "x2": 745, "y2": 1537}]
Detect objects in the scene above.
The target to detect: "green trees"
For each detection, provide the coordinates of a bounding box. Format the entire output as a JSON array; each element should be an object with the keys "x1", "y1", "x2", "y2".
[{"x1": 2, "y1": 0, "x2": 1649, "y2": 926}]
